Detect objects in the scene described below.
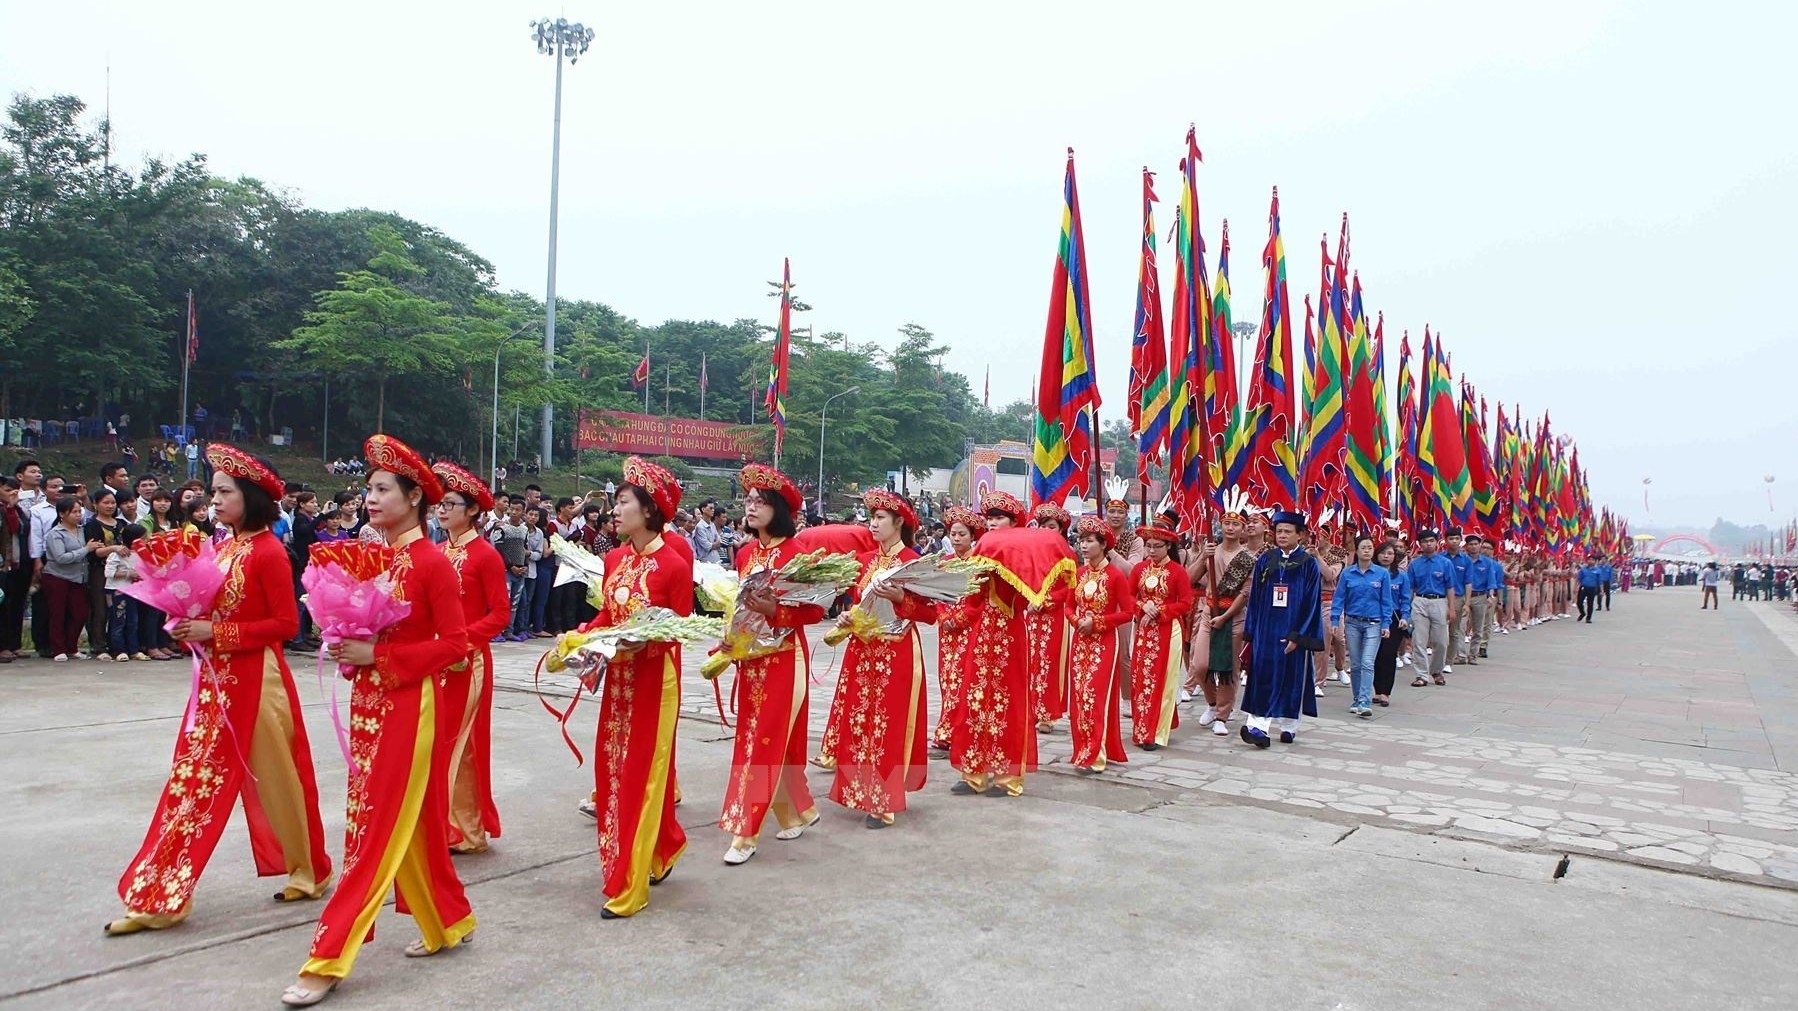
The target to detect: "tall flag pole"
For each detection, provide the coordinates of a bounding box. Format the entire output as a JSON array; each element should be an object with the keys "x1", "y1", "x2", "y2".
[
  {"x1": 1342, "y1": 272, "x2": 1381, "y2": 530},
  {"x1": 983, "y1": 365, "x2": 990, "y2": 409},
  {"x1": 1204, "y1": 218, "x2": 1239, "y2": 507},
  {"x1": 1165, "y1": 127, "x2": 1212, "y2": 529},
  {"x1": 764, "y1": 258, "x2": 793, "y2": 467},
  {"x1": 1032, "y1": 149, "x2": 1101, "y2": 506},
  {"x1": 698, "y1": 351, "x2": 708, "y2": 420},
  {"x1": 1296, "y1": 229, "x2": 1347, "y2": 520},
  {"x1": 180, "y1": 290, "x2": 196, "y2": 443},
  {"x1": 1395, "y1": 331, "x2": 1419, "y2": 530},
  {"x1": 1128, "y1": 167, "x2": 1169, "y2": 508},
  {"x1": 1232, "y1": 186, "x2": 1298, "y2": 510}
]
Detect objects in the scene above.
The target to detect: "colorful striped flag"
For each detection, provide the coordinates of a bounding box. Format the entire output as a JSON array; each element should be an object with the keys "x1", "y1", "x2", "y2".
[
  {"x1": 1371, "y1": 312, "x2": 1391, "y2": 519},
  {"x1": 1464, "y1": 386, "x2": 1499, "y2": 536},
  {"x1": 1296, "y1": 231, "x2": 1348, "y2": 518},
  {"x1": 1165, "y1": 127, "x2": 1213, "y2": 527},
  {"x1": 764, "y1": 258, "x2": 793, "y2": 459},
  {"x1": 1204, "y1": 219, "x2": 1239, "y2": 506},
  {"x1": 1128, "y1": 167, "x2": 1169, "y2": 484},
  {"x1": 1420, "y1": 334, "x2": 1472, "y2": 523},
  {"x1": 1342, "y1": 272, "x2": 1381, "y2": 529},
  {"x1": 1032, "y1": 149, "x2": 1101, "y2": 506},
  {"x1": 1231, "y1": 186, "x2": 1298, "y2": 510},
  {"x1": 1395, "y1": 331, "x2": 1419, "y2": 530}
]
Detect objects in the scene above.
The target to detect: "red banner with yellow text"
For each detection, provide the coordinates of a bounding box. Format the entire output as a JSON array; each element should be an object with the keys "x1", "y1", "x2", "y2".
[{"x1": 575, "y1": 410, "x2": 755, "y2": 460}]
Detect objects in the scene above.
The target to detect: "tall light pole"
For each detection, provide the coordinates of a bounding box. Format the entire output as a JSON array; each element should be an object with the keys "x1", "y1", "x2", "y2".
[
  {"x1": 491, "y1": 322, "x2": 540, "y2": 489},
  {"x1": 530, "y1": 16, "x2": 594, "y2": 470},
  {"x1": 818, "y1": 385, "x2": 860, "y2": 516}
]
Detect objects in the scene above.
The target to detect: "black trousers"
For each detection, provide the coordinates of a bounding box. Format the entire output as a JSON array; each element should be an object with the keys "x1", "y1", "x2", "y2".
[
  {"x1": 0, "y1": 564, "x2": 31, "y2": 651},
  {"x1": 1577, "y1": 586, "x2": 1599, "y2": 621},
  {"x1": 549, "y1": 581, "x2": 585, "y2": 634},
  {"x1": 1373, "y1": 618, "x2": 1406, "y2": 696},
  {"x1": 1602, "y1": 584, "x2": 1612, "y2": 610}
]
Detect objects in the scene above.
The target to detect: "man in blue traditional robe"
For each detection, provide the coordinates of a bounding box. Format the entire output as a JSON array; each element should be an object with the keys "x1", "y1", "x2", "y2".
[{"x1": 1239, "y1": 510, "x2": 1327, "y2": 747}]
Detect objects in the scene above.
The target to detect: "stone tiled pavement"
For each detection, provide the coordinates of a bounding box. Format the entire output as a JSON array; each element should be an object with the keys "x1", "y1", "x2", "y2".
[{"x1": 493, "y1": 585, "x2": 1798, "y2": 888}]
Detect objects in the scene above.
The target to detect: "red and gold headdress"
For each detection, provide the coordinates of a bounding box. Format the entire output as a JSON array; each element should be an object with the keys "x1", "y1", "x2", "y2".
[
  {"x1": 862, "y1": 487, "x2": 919, "y2": 529},
  {"x1": 364, "y1": 434, "x2": 445, "y2": 505},
  {"x1": 1136, "y1": 522, "x2": 1180, "y2": 545},
  {"x1": 739, "y1": 462, "x2": 802, "y2": 513},
  {"x1": 623, "y1": 456, "x2": 682, "y2": 520},
  {"x1": 1032, "y1": 502, "x2": 1072, "y2": 529},
  {"x1": 431, "y1": 461, "x2": 494, "y2": 513},
  {"x1": 204, "y1": 442, "x2": 285, "y2": 501},
  {"x1": 942, "y1": 505, "x2": 986, "y2": 536},
  {"x1": 1074, "y1": 514, "x2": 1116, "y2": 548},
  {"x1": 980, "y1": 490, "x2": 1026, "y2": 523}
]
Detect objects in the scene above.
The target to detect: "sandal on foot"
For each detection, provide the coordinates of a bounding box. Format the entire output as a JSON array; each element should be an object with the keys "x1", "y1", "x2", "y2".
[
  {"x1": 281, "y1": 980, "x2": 339, "y2": 1007},
  {"x1": 403, "y1": 932, "x2": 473, "y2": 958},
  {"x1": 1410, "y1": 676, "x2": 1429, "y2": 687}
]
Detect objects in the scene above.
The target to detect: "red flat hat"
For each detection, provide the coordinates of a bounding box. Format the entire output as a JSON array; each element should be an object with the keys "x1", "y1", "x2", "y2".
[
  {"x1": 364, "y1": 434, "x2": 445, "y2": 505},
  {"x1": 739, "y1": 462, "x2": 803, "y2": 513},
  {"x1": 205, "y1": 443, "x2": 285, "y2": 501},
  {"x1": 862, "y1": 487, "x2": 919, "y2": 529},
  {"x1": 1032, "y1": 502, "x2": 1072, "y2": 528},
  {"x1": 1136, "y1": 523, "x2": 1180, "y2": 545},
  {"x1": 623, "y1": 455, "x2": 682, "y2": 520},
  {"x1": 431, "y1": 462, "x2": 495, "y2": 513},
  {"x1": 980, "y1": 491, "x2": 1026, "y2": 523},
  {"x1": 942, "y1": 505, "x2": 986, "y2": 535},
  {"x1": 1074, "y1": 514, "x2": 1116, "y2": 548}
]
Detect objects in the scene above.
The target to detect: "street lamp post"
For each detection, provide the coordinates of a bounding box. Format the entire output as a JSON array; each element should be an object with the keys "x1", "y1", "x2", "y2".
[
  {"x1": 530, "y1": 16, "x2": 594, "y2": 471},
  {"x1": 492, "y1": 322, "x2": 540, "y2": 489},
  {"x1": 818, "y1": 385, "x2": 861, "y2": 517}
]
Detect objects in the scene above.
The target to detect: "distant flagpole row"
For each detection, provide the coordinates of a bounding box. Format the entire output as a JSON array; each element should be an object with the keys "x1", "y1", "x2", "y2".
[{"x1": 1026, "y1": 131, "x2": 1626, "y2": 560}]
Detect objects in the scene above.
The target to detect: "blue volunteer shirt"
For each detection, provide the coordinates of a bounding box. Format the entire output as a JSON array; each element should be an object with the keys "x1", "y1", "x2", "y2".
[
  {"x1": 1597, "y1": 562, "x2": 1614, "y2": 587},
  {"x1": 1406, "y1": 553, "x2": 1457, "y2": 598},
  {"x1": 1446, "y1": 550, "x2": 1473, "y2": 594},
  {"x1": 1391, "y1": 568, "x2": 1414, "y2": 622},
  {"x1": 1577, "y1": 564, "x2": 1604, "y2": 588},
  {"x1": 1467, "y1": 556, "x2": 1499, "y2": 593},
  {"x1": 1331, "y1": 563, "x2": 1396, "y2": 623},
  {"x1": 1490, "y1": 559, "x2": 1507, "y2": 590}
]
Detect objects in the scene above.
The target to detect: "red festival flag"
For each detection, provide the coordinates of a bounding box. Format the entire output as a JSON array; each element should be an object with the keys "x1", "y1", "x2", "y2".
[
  {"x1": 1231, "y1": 186, "x2": 1299, "y2": 510},
  {"x1": 764, "y1": 259, "x2": 794, "y2": 457},
  {"x1": 1129, "y1": 167, "x2": 1170, "y2": 483},
  {"x1": 1031, "y1": 149, "x2": 1101, "y2": 506},
  {"x1": 632, "y1": 350, "x2": 650, "y2": 387}
]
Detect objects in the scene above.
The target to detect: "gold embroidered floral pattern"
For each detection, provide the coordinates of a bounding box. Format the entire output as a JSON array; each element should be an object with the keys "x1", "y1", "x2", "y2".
[
  {"x1": 956, "y1": 586, "x2": 1018, "y2": 776},
  {"x1": 1067, "y1": 564, "x2": 1115, "y2": 767},
  {"x1": 1131, "y1": 561, "x2": 1172, "y2": 744}
]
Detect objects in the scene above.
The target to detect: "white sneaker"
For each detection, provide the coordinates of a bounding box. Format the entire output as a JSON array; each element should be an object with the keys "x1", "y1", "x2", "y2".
[
  {"x1": 52, "y1": 653, "x2": 68, "y2": 662},
  {"x1": 723, "y1": 844, "x2": 756, "y2": 865},
  {"x1": 1178, "y1": 688, "x2": 1193, "y2": 704},
  {"x1": 96, "y1": 653, "x2": 114, "y2": 663},
  {"x1": 1336, "y1": 670, "x2": 1351, "y2": 685},
  {"x1": 72, "y1": 651, "x2": 91, "y2": 660},
  {"x1": 1442, "y1": 664, "x2": 1454, "y2": 674},
  {"x1": 1212, "y1": 719, "x2": 1230, "y2": 736},
  {"x1": 1197, "y1": 705, "x2": 1218, "y2": 727},
  {"x1": 1314, "y1": 685, "x2": 1326, "y2": 697}
]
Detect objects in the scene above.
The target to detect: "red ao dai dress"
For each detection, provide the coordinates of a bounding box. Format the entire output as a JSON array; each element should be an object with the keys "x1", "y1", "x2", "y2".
[
  {"x1": 950, "y1": 576, "x2": 1038, "y2": 795},
  {"x1": 440, "y1": 530, "x2": 510, "y2": 853},
  {"x1": 1129, "y1": 557, "x2": 1192, "y2": 747},
  {"x1": 113, "y1": 530, "x2": 333, "y2": 931},
  {"x1": 720, "y1": 537, "x2": 825, "y2": 845},
  {"x1": 580, "y1": 535, "x2": 691, "y2": 917},
  {"x1": 827, "y1": 545, "x2": 935, "y2": 824},
  {"x1": 1064, "y1": 561, "x2": 1133, "y2": 772},
  {"x1": 299, "y1": 532, "x2": 474, "y2": 980}
]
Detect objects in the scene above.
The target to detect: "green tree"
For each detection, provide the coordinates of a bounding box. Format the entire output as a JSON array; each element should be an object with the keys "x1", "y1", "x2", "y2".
[{"x1": 275, "y1": 225, "x2": 459, "y2": 432}]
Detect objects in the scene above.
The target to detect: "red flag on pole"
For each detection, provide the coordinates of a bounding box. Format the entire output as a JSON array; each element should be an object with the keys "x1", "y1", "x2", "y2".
[{"x1": 632, "y1": 351, "x2": 650, "y2": 386}]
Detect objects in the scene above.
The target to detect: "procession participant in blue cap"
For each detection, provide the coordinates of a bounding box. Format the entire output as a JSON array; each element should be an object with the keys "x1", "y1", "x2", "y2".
[{"x1": 1239, "y1": 510, "x2": 1326, "y2": 748}]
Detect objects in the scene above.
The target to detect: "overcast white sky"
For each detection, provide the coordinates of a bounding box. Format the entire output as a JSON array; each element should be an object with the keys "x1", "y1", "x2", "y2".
[{"x1": 4, "y1": 0, "x2": 1793, "y2": 529}]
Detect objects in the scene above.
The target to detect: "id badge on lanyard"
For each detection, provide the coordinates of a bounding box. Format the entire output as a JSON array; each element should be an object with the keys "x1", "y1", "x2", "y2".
[{"x1": 1272, "y1": 584, "x2": 1289, "y2": 608}]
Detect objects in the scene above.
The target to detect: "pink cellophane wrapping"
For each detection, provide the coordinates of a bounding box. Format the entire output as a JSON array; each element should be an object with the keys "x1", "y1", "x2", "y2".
[
  {"x1": 300, "y1": 561, "x2": 412, "y2": 676},
  {"x1": 118, "y1": 535, "x2": 228, "y2": 620}
]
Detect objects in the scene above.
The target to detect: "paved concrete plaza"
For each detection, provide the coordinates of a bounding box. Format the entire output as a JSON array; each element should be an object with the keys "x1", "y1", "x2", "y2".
[{"x1": 2, "y1": 586, "x2": 1794, "y2": 1009}]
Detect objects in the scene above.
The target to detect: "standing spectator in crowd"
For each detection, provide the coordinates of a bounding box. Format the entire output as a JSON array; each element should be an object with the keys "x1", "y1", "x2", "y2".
[
  {"x1": 1700, "y1": 562, "x2": 1722, "y2": 610},
  {"x1": 105, "y1": 523, "x2": 147, "y2": 660},
  {"x1": 100, "y1": 462, "x2": 131, "y2": 500},
  {"x1": 288, "y1": 492, "x2": 322, "y2": 651},
  {"x1": 83, "y1": 487, "x2": 132, "y2": 661},
  {"x1": 185, "y1": 440, "x2": 200, "y2": 480},
  {"x1": 545, "y1": 497, "x2": 580, "y2": 634},
  {"x1": 132, "y1": 474, "x2": 159, "y2": 518},
  {"x1": 0, "y1": 476, "x2": 28, "y2": 663},
  {"x1": 43, "y1": 496, "x2": 98, "y2": 661},
  {"x1": 489, "y1": 499, "x2": 531, "y2": 642},
  {"x1": 137, "y1": 489, "x2": 181, "y2": 661},
  {"x1": 524, "y1": 505, "x2": 552, "y2": 637},
  {"x1": 691, "y1": 499, "x2": 721, "y2": 565}
]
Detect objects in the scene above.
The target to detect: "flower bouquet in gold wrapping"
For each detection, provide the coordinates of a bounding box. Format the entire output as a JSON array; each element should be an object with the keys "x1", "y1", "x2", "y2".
[
  {"x1": 547, "y1": 607, "x2": 726, "y2": 693},
  {"x1": 698, "y1": 549, "x2": 861, "y2": 679},
  {"x1": 821, "y1": 553, "x2": 993, "y2": 645}
]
